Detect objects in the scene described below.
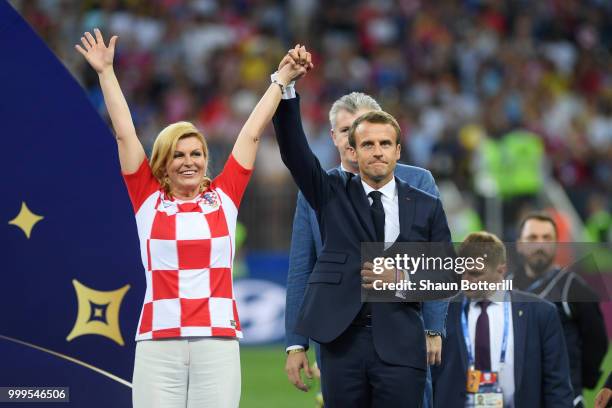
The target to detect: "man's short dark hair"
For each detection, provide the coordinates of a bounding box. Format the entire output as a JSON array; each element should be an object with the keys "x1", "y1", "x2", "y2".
[
  {"x1": 518, "y1": 212, "x2": 558, "y2": 239},
  {"x1": 458, "y1": 231, "x2": 507, "y2": 268},
  {"x1": 348, "y1": 111, "x2": 401, "y2": 148}
]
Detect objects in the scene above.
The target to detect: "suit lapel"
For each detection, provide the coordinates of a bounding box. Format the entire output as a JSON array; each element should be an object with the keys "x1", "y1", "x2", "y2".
[
  {"x1": 396, "y1": 177, "x2": 416, "y2": 241},
  {"x1": 346, "y1": 174, "x2": 416, "y2": 243},
  {"x1": 512, "y1": 293, "x2": 527, "y2": 391},
  {"x1": 347, "y1": 173, "x2": 376, "y2": 241}
]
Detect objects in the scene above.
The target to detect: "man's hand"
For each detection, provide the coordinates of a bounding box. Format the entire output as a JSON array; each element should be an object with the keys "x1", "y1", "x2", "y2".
[
  {"x1": 285, "y1": 350, "x2": 312, "y2": 392},
  {"x1": 426, "y1": 335, "x2": 442, "y2": 365},
  {"x1": 595, "y1": 386, "x2": 612, "y2": 408},
  {"x1": 361, "y1": 261, "x2": 395, "y2": 289}
]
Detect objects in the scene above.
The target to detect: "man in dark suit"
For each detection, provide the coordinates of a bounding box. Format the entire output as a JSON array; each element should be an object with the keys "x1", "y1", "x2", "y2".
[
  {"x1": 273, "y1": 56, "x2": 456, "y2": 405},
  {"x1": 281, "y1": 89, "x2": 448, "y2": 408},
  {"x1": 432, "y1": 231, "x2": 574, "y2": 408},
  {"x1": 512, "y1": 212, "x2": 608, "y2": 407}
]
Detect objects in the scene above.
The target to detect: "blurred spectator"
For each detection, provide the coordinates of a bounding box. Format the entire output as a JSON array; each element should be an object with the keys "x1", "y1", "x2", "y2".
[
  {"x1": 585, "y1": 193, "x2": 612, "y2": 243},
  {"x1": 11, "y1": 0, "x2": 611, "y2": 248}
]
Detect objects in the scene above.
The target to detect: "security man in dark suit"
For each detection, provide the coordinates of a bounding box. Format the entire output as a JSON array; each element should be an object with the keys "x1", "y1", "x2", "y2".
[
  {"x1": 432, "y1": 231, "x2": 574, "y2": 408},
  {"x1": 512, "y1": 212, "x2": 608, "y2": 407},
  {"x1": 272, "y1": 47, "x2": 456, "y2": 408}
]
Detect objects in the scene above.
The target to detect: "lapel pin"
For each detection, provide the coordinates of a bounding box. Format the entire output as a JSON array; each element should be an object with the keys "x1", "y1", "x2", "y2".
[{"x1": 518, "y1": 310, "x2": 523, "y2": 317}]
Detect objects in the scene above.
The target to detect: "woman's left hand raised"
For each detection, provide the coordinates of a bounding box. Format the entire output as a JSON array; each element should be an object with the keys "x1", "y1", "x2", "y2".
[{"x1": 75, "y1": 28, "x2": 118, "y2": 74}]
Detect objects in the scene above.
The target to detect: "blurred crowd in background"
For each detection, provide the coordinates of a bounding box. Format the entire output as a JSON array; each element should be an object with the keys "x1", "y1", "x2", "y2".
[{"x1": 11, "y1": 0, "x2": 612, "y2": 249}]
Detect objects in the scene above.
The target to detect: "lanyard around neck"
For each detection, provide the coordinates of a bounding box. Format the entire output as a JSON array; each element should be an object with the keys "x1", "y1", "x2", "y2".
[{"x1": 461, "y1": 293, "x2": 510, "y2": 367}]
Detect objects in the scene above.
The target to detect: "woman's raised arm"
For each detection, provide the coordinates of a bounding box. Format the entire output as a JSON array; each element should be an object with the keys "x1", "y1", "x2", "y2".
[
  {"x1": 230, "y1": 45, "x2": 312, "y2": 169},
  {"x1": 75, "y1": 28, "x2": 145, "y2": 173}
]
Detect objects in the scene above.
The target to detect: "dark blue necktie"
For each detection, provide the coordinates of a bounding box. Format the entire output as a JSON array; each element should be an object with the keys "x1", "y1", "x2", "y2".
[
  {"x1": 359, "y1": 191, "x2": 386, "y2": 321},
  {"x1": 368, "y1": 191, "x2": 385, "y2": 242}
]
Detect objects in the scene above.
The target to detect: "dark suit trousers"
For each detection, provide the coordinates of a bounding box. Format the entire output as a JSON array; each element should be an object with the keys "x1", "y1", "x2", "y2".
[{"x1": 319, "y1": 326, "x2": 425, "y2": 408}]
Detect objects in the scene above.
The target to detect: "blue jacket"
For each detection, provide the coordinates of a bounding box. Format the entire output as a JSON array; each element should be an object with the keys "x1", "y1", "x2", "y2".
[{"x1": 431, "y1": 291, "x2": 574, "y2": 408}]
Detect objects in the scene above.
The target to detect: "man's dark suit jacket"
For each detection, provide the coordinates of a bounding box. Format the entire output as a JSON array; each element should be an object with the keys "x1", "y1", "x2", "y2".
[
  {"x1": 431, "y1": 291, "x2": 574, "y2": 408},
  {"x1": 273, "y1": 97, "x2": 455, "y2": 370}
]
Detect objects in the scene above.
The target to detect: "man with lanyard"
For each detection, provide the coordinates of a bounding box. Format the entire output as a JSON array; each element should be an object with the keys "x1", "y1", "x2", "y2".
[
  {"x1": 432, "y1": 231, "x2": 574, "y2": 408},
  {"x1": 513, "y1": 212, "x2": 607, "y2": 407}
]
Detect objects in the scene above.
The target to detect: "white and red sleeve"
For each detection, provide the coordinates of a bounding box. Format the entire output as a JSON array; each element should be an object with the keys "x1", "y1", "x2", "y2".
[
  {"x1": 211, "y1": 154, "x2": 253, "y2": 207},
  {"x1": 122, "y1": 159, "x2": 160, "y2": 213}
]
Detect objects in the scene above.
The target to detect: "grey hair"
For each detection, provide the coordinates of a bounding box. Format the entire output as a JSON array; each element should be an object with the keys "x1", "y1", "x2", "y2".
[{"x1": 329, "y1": 92, "x2": 382, "y2": 129}]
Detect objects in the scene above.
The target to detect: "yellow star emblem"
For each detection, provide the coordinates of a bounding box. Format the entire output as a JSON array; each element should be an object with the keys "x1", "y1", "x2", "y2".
[
  {"x1": 8, "y1": 202, "x2": 44, "y2": 239},
  {"x1": 66, "y1": 279, "x2": 130, "y2": 346}
]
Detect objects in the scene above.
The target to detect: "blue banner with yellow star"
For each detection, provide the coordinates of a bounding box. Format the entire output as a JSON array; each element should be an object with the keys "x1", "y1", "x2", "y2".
[{"x1": 1, "y1": 1, "x2": 142, "y2": 405}]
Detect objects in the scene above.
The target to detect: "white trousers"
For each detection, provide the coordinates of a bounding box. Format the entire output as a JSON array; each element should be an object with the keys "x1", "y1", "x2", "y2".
[{"x1": 132, "y1": 337, "x2": 241, "y2": 408}]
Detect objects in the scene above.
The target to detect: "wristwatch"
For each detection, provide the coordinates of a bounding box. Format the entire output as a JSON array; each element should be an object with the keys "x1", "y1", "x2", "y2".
[
  {"x1": 287, "y1": 348, "x2": 305, "y2": 355},
  {"x1": 271, "y1": 77, "x2": 286, "y2": 94},
  {"x1": 270, "y1": 71, "x2": 296, "y2": 98},
  {"x1": 425, "y1": 330, "x2": 442, "y2": 337}
]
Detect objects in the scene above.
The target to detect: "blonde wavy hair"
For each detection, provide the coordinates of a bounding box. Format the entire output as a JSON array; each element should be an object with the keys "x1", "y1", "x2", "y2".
[{"x1": 150, "y1": 121, "x2": 211, "y2": 197}]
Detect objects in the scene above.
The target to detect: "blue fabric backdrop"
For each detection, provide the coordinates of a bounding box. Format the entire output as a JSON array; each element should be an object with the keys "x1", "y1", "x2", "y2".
[{"x1": 1, "y1": 1, "x2": 142, "y2": 405}]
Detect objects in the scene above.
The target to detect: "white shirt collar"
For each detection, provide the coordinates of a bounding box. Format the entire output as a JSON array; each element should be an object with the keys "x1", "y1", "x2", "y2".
[{"x1": 361, "y1": 177, "x2": 396, "y2": 200}]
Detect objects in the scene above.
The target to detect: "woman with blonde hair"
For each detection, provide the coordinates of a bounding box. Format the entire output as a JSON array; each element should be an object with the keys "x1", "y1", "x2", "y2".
[{"x1": 76, "y1": 29, "x2": 311, "y2": 407}]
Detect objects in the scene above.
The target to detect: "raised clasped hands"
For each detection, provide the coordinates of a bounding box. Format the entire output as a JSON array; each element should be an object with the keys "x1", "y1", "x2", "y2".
[
  {"x1": 75, "y1": 28, "x2": 118, "y2": 74},
  {"x1": 276, "y1": 44, "x2": 314, "y2": 86}
]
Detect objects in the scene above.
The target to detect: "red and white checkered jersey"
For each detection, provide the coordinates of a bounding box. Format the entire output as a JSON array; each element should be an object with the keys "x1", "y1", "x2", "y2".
[{"x1": 122, "y1": 154, "x2": 252, "y2": 341}]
